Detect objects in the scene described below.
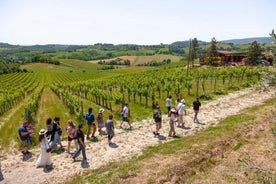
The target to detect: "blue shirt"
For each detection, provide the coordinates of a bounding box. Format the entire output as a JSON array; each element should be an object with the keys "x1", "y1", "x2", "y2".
[
  {"x1": 85, "y1": 112, "x2": 95, "y2": 125},
  {"x1": 18, "y1": 125, "x2": 29, "y2": 141}
]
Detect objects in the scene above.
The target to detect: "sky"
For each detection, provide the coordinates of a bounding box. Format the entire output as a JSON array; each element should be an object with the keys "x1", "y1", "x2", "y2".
[{"x1": 0, "y1": 0, "x2": 275, "y2": 45}]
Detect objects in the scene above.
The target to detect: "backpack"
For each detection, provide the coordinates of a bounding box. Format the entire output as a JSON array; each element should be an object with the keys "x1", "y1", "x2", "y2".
[{"x1": 54, "y1": 122, "x2": 62, "y2": 135}]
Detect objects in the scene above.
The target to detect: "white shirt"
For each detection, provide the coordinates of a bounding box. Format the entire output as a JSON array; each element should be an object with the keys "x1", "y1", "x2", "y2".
[
  {"x1": 177, "y1": 102, "x2": 185, "y2": 115},
  {"x1": 122, "y1": 106, "x2": 129, "y2": 117},
  {"x1": 166, "y1": 98, "x2": 172, "y2": 107}
]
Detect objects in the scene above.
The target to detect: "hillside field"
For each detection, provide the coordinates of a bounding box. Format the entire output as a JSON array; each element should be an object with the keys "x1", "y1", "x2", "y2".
[{"x1": 0, "y1": 59, "x2": 275, "y2": 184}]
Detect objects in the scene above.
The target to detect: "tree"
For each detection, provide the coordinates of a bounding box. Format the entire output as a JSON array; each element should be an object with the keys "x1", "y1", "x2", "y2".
[
  {"x1": 208, "y1": 37, "x2": 218, "y2": 58},
  {"x1": 205, "y1": 37, "x2": 219, "y2": 66},
  {"x1": 269, "y1": 29, "x2": 276, "y2": 43},
  {"x1": 190, "y1": 38, "x2": 199, "y2": 64},
  {"x1": 246, "y1": 41, "x2": 262, "y2": 65}
]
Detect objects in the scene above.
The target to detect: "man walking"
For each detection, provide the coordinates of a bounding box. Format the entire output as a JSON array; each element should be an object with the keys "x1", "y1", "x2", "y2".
[
  {"x1": 71, "y1": 124, "x2": 87, "y2": 162},
  {"x1": 18, "y1": 121, "x2": 31, "y2": 155},
  {"x1": 193, "y1": 97, "x2": 201, "y2": 123},
  {"x1": 119, "y1": 103, "x2": 132, "y2": 129},
  {"x1": 85, "y1": 107, "x2": 95, "y2": 139},
  {"x1": 177, "y1": 99, "x2": 186, "y2": 127}
]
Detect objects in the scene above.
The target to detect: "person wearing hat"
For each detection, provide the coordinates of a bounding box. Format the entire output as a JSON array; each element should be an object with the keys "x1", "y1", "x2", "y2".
[
  {"x1": 36, "y1": 129, "x2": 53, "y2": 169},
  {"x1": 177, "y1": 98, "x2": 187, "y2": 128},
  {"x1": 168, "y1": 108, "x2": 177, "y2": 137},
  {"x1": 97, "y1": 108, "x2": 105, "y2": 135},
  {"x1": 153, "y1": 104, "x2": 162, "y2": 136},
  {"x1": 165, "y1": 95, "x2": 172, "y2": 115},
  {"x1": 18, "y1": 121, "x2": 31, "y2": 155}
]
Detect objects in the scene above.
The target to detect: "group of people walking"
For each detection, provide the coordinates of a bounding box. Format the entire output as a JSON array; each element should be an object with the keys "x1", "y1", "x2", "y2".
[
  {"x1": 154, "y1": 96, "x2": 201, "y2": 137},
  {"x1": 17, "y1": 98, "x2": 201, "y2": 170}
]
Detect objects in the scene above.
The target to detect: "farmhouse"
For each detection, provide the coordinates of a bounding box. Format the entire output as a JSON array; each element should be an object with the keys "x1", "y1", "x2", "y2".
[{"x1": 217, "y1": 50, "x2": 247, "y2": 66}]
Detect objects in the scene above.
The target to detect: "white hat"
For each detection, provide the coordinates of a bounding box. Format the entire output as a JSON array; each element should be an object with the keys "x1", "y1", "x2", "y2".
[
  {"x1": 99, "y1": 108, "x2": 104, "y2": 113},
  {"x1": 39, "y1": 129, "x2": 47, "y2": 135},
  {"x1": 181, "y1": 99, "x2": 185, "y2": 103},
  {"x1": 171, "y1": 108, "x2": 176, "y2": 112}
]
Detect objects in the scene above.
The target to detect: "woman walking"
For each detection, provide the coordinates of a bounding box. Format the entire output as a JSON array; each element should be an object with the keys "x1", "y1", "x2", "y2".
[
  {"x1": 168, "y1": 108, "x2": 177, "y2": 137},
  {"x1": 65, "y1": 120, "x2": 78, "y2": 154},
  {"x1": 97, "y1": 108, "x2": 105, "y2": 135},
  {"x1": 36, "y1": 129, "x2": 53, "y2": 169}
]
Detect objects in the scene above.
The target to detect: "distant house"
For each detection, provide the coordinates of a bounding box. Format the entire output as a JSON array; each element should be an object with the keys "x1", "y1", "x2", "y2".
[{"x1": 217, "y1": 50, "x2": 247, "y2": 66}]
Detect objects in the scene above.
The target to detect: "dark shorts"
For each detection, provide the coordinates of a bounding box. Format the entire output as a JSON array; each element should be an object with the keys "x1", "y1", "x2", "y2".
[
  {"x1": 22, "y1": 138, "x2": 30, "y2": 147},
  {"x1": 122, "y1": 117, "x2": 129, "y2": 122},
  {"x1": 87, "y1": 123, "x2": 96, "y2": 126},
  {"x1": 167, "y1": 106, "x2": 171, "y2": 111},
  {"x1": 68, "y1": 136, "x2": 76, "y2": 141},
  {"x1": 155, "y1": 122, "x2": 162, "y2": 128}
]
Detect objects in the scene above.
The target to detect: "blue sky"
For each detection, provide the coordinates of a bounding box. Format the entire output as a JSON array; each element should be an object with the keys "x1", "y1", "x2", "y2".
[{"x1": 0, "y1": 0, "x2": 275, "y2": 45}]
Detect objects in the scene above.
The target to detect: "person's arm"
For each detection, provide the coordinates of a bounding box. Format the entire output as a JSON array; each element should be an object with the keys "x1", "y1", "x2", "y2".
[
  {"x1": 79, "y1": 137, "x2": 85, "y2": 148},
  {"x1": 21, "y1": 131, "x2": 30, "y2": 137}
]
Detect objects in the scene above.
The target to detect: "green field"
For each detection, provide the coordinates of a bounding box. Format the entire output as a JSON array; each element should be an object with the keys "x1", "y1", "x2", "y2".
[{"x1": 0, "y1": 58, "x2": 272, "y2": 151}]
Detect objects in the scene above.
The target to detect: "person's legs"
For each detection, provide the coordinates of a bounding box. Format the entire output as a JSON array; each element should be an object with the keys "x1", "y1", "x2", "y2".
[
  {"x1": 172, "y1": 124, "x2": 176, "y2": 136},
  {"x1": 167, "y1": 106, "x2": 171, "y2": 115},
  {"x1": 72, "y1": 144, "x2": 81, "y2": 160},
  {"x1": 156, "y1": 122, "x2": 161, "y2": 134},
  {"x1": 127, "y1": 118, "x2": 132, "y2": 128},
  {"x1": 22, "y1": 139, "x2": 30, "y2": 154},
  {"x1": 178, "y1": 115, "x2": 183, "y2": 127},
  {"x1": 67, "y1": 137, "x2": 72, "y2": 153},
  {"x1": 108, "y1": 135, "x2": 111, "y2": 144},
  {"x1": 56, "y1": 133, "x2": 63, "y2": 148},
  {"x1": 74, "y1": 139, "x2": 78, "y2": 150},
  {"x1": 194, "y1": 110, "x2": 199, "y2": 122},
  {"x1": 92, "y1": 124, "x2": 96, "y2": 137},
  {"x1": 169, "y1": 123, "x2": 173, "y2": 136},
  {"x1": 80, "y1": 144, "x2": 87, "y2": 161},
  {"x1": 87, "y1": 125, "x2": 91, "y2": 138}
]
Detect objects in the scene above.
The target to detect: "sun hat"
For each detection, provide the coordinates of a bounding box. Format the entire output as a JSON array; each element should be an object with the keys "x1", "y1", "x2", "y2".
[
  {"x1": 171, "y1": 108, "x2": 176, "y2": 112},
  {"x1": 99, "y1": 108, "x2": 104, "y2": 113},
  {"x1": 39, "y1": 129, "x2": 47, "y2": 135},
  {"x1": 181, "y1": 99, "x2": 185, "y2": 103}
]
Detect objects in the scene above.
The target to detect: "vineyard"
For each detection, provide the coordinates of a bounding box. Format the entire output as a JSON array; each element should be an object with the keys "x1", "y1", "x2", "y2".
[{"x1": 0, "y1": 62, "x2": 272, "y2": 150}]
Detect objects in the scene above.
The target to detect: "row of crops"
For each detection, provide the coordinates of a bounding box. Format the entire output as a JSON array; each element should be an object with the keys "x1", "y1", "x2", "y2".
[
  {"x1": 0, "y1": 66, "x2": 271, "y2": 124},
  {"x1": 0, "y1": 72, "x2": 40, "y2": 116},
  {"x1": 52, "y1": 66, "x2": 270, "y2": 120}
]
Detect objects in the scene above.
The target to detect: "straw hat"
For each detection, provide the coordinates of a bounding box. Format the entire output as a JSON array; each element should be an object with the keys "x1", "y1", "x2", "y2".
[
  {"x1": 99, "y1": 108, "x2": 104, "y2": 113},
  {"x1": 39, "y1": 129, "x2": 47, "y2": 135},
  {"x1": 171, "y1": 108, "x2": 176, "y2": 112},
  {"x1": 181, "y1": 99, "x2": 185, "y2": 103}
]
